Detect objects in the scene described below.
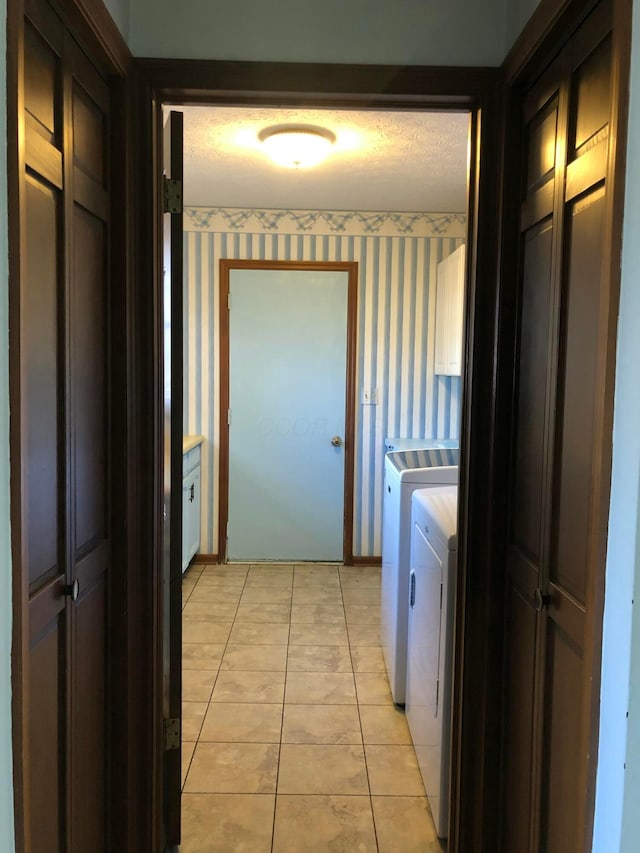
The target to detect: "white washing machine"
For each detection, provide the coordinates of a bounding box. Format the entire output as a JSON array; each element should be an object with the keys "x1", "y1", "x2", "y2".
[
  {"x1": 406, "y1": 485, "x2": 458, "y2": 839},
  {"x1": 381, "y1": 447, "x2": 458, "y2": 704}
]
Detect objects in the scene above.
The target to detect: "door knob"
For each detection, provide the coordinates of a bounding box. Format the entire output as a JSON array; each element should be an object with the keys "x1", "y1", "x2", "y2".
[
  {"x1": 63, "y1": 578, "x2": 80, "y2": 602},
  {"x1": 534, "y1": 588, "x2": 551, "y2": 612},
  {"x1": 331, "y1": 436, "x2": 344, "y2": 447}
]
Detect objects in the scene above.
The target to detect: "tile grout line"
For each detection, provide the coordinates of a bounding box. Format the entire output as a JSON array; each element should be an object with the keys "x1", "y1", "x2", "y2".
[
  {"x1": 341, "y1": 567, "x2": 382, "y2": 852},
  {"x1": 183, "y1": 563, "x2": 249, "y2": 790},
  {"x1": 271, "y1": 563, "x2": 295, "y2": 853}
]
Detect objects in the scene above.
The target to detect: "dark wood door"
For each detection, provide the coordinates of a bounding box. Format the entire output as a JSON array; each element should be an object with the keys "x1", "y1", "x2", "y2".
[
  {"x1": 161, "y1": 109, "x2": 184, "y2": 850},
  {"x1": 503, "y1": 2, "x2": 614, "y2": 850},
  {"x1": 20, "y1": 1, "x2": 111, "y2": 849}
]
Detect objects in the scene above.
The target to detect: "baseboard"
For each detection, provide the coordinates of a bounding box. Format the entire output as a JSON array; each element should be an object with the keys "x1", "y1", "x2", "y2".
[
  {"x1": 191, "y1": 554, "x2": 381, "y2": 566},
  {"x1": 351, "y1": 556, "x2": 382, "y2": 566}
]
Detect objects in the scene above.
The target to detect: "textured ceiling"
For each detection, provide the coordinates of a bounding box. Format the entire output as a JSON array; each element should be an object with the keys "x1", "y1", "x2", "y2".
[{"x1": 175, "y1": 106, "x2": 470, "y2": 213}]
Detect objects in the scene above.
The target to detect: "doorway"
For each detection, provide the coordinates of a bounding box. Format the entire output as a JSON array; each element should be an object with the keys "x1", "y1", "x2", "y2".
[
  {"x1": 171, "y1": 100, "x2": 473, "y2": 849},
  {"x1": 177, "y1": 104, "x2": 471, "y2": 565}
]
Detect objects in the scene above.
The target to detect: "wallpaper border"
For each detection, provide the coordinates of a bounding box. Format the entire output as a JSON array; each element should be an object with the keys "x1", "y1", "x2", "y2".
[{"x1": 184, "y1": 206, "x2": 467, "y2": 238}]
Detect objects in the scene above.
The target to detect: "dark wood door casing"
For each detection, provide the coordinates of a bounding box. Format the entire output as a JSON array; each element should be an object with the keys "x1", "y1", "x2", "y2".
[
  {"x1": 218, "y1": 259, "x2": 358, "y2": 565},
  {"x1": 161, "y1": 109, "x2": 185, "y2": 849},
  {"x1": 137, "y1": 61, "x2": 502, "y2": 852}
]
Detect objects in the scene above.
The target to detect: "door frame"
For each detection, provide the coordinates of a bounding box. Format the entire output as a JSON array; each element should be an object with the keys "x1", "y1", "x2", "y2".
[
  {"x1": 137, "y1": 59, "x2": 503, "y2": 852},
  {"x1": 219, "y1": 259, "x2": 358, "y2": 565}
]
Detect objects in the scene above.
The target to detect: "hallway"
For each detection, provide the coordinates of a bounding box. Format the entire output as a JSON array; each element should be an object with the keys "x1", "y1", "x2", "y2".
[{"x1": 180, "y1": 562, "x2": 443, "y2": 851}]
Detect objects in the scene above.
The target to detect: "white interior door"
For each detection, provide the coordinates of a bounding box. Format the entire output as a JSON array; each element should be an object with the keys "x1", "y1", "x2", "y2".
[{"x1": 227, "y1": 266, "x2": 349, "y2": 561}]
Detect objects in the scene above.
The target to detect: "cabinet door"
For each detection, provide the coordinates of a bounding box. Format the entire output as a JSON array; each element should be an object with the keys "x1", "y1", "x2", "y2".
[
  {"x1": 182, "y1": 467, "x2": 201, "y2": 570},
  {"x1": 434, "y1": 258, "x2": 450, "y2": 375},
  {"x1": 181, "y1": 474, "x2": 191, "y2": 572},
  {"x1": 434, "y1": 245, "x2": 465, "y2": 376},
  {"x1": 187, "y1": 467, "x2": 201, "y2": 563},
  {"x1": 446, "y1": 246, "x2": 465, "y2": 374}
]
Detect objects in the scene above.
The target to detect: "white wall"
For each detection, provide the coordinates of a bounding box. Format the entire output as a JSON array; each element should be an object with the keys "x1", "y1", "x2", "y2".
[
  {"x1": 594, "y1": 3, "x2": 640, "y2": 849},
  {"x1": 505, "y1": 0, "x2": 542, "y2": 48},
  {"x1": 130, "y1": 0, "x2": 507, "y2": 65},
  {"x1": 0, "y1": 0, "x2": 16, "y2": 846},
  {"x1": 102, "y1": 0, "x2": 130, "y2": 42}
]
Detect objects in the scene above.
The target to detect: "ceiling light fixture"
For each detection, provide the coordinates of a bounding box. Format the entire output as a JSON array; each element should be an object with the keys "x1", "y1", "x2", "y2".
[{"x1": 258, "y1": 125, "x2": 336, "y2": 169}]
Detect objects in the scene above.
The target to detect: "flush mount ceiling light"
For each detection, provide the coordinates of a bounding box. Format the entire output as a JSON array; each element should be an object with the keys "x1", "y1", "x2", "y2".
[{"x1": 258, "y1": 125, "x2": 336, "y2": 169}]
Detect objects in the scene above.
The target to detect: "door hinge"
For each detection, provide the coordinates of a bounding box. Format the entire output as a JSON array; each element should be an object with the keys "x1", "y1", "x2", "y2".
[
  {"x1": 163, "y1": 177, "x2": 183, "y2": 214},
  {"x1": 163, "y1": 717, "x2": 180, "y2": 751},
  {"x1": 227, "y1": 292, "x2": 231, "y2": 310},
  {"x1": 227, "y1": 408, "x2": 232, "y2": 426}
]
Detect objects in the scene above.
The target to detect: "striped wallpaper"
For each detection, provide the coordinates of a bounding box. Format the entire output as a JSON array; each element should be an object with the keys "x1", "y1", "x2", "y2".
[{"x1": 183, "y1": 207, "x2": 466, "y2": 558}]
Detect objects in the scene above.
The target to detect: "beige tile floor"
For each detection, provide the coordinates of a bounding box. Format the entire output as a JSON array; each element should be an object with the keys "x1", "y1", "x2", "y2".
[{"x1": 181, "y1": 562, "x2": 444, "y2": 852}]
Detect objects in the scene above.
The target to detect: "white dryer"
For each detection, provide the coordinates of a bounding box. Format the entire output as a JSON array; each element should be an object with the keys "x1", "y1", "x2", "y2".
[
  {"x1": 406, "y1": 485, "x2": 458, "y2": 839},
  {"x1": 381, "y1": 448, "x2": 458, "y2": 704},
  {"x1": 384, "y1": 437, "x2": 459, "y2": 452}
]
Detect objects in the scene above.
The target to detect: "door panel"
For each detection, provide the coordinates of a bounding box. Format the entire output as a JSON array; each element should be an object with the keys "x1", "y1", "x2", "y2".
[
  {"x1": 29, "y1": 623, "x2": 64, "y2": 853},
  {"x1": 526, "y1": 105, "x2": 557, "y2": 189},
  {"x1": 24, "y1": 176, "x2": 61, "y2": 589},
  {"x1": 226, "y1": 267, "x2": 349, "y2": 562},
  {"x1": 71, "y1": 580, "x2": 106, "y2": 852},
  {"x1": 541, "y1": 624, "x2": 583, "y2": 852},
  {"x1": 572, "y1": 37, "x2": 611, "y2": 154},
  {"x1": 511, "y1": 219, "x2": 553, "y2": 563},
  {"x1": 552, "y1": 189, "x2": 605, "y2": 601},
  {"x1": 503, "y1": 585, "x2": 537, "y2": 853},
  {"x1": 68, "y1": 36, "x2": 110, "y2": 852},
  {"x1": 72, "y1": 206, "x2": 106, "y2": 551},
  {"x1": 24, "y1": 20, "x2": 59, "y2": 141}
]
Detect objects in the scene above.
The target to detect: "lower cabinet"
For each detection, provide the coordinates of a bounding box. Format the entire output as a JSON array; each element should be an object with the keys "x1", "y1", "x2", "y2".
[{"x1": 182, "y1": 442, "x2": 202, "y2": 572}]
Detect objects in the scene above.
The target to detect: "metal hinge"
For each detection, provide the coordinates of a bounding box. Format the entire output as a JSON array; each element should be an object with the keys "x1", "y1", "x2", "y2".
[
  {"x1": 227, "y1": 292, "x2": 231, "y2": 310},
  {"x1": 163, "y1": 177, "x2": 183, "y2": 214},
  {"x1": 227, "y1": 408, "x2": 232, "y2": 426},
  {"x1": 163, "y1": 717, "x2": 180, "y2": 751}
]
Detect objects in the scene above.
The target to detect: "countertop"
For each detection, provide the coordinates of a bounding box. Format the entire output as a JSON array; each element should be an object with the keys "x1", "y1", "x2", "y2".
[{"x1": 183, "y1": 435, "x2": 204, "y2": 454}]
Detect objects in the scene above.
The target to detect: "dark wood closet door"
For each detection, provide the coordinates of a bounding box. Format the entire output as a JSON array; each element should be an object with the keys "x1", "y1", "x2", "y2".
[
  {"x1": 503, "y1": 3, "x2": 613, "y2": 851},
  {"x1": 21, "y1": 2, "x2": 111, "y2": 849}
]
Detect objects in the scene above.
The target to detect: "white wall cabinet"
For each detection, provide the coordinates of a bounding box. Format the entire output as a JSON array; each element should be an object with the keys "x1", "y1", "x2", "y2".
[
  {"x1": 434, "y1": 244, "x2": 466, "y2": 376},
  {"x1": 182, "y1": 440, "x2": 202, "y2": 572}
]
